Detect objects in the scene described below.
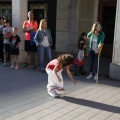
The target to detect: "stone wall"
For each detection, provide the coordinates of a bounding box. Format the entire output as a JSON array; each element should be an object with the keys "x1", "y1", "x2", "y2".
[
  {"x1": 56, "y1": 0, "x2": 98, "y2": 53},
  {"x1": 109, "y1": 0, "x2": 120, "y2": 80}
]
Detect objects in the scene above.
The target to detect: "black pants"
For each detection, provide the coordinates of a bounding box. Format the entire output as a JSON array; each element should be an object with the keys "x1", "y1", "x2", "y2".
[{"x1": 0, "y1": 36, "x2": 3, "y2": 60}]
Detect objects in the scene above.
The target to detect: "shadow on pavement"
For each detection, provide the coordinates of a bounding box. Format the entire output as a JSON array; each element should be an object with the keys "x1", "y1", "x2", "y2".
[{"x1": 62, "y1": 96, "x2": 120, "y2": 113}]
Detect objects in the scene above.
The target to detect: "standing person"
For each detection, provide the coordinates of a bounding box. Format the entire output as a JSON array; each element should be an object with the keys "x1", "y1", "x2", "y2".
[
  {"x1": 3, "y1": 20, "x2": 12, "y2": 67},
  {"x1": 74, "y1": 39, "x2": 86, "y2": 76},
  {"x1": 9, "y1": 27, "x2": 21, "y2": 69},
  {"x1": 34, "y1": 19, "x2": 52, "y2": 73},
  {"x1": 86, "y1": 22, "x2": 105, "y2": 80},
  {"x1": 79, "y1": 32, "x2": 88, "y2": 56},
  {"x1": 23, "y1": 11, "x2": 39, "y2": 69},
  {"x1": 46, "y1": 54, "x2": 77, "y2": 97},
  {"x1": 0, "y1": 17, "x2": 5, "y2": 61}
]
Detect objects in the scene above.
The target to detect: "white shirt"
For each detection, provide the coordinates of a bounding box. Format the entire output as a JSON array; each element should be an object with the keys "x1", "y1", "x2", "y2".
[
  {"x1": 92, "y1": 35, "x2": 98, "y2": 51},
  {"x1": 77, "y1": 49, "x2": 84, "y2": 61},
  {"x1": 3, "y1": 27, "x2": 12, "y2": 44},
  {"x1": 41, "y1": 30, "x2": 49, "y2": 47}
]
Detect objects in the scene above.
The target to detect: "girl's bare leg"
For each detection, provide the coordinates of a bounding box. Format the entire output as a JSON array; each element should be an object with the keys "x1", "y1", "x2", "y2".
[
  {"x1": 4, "y1": 53, "x2": 6, "y2": 63},
  {"x1": 10, "y1": 55, "x2": 15, "y2": 68},
  {"x1": 15, "y1": 55, "x2": 19, "y2": 67}
]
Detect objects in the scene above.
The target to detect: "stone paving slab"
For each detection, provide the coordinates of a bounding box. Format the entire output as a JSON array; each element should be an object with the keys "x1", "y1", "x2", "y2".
[
  {"x1": 3, "y1": 82, "x2": 120, "y2": 120},
  {"x1": 0, "y1": 60, "x2": 120, "y2": 120}
]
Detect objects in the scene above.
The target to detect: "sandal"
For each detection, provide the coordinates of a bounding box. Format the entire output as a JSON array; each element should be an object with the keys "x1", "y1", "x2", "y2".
[{"x1": 14, "y1": 66, "x2": 19, "y2": 70}]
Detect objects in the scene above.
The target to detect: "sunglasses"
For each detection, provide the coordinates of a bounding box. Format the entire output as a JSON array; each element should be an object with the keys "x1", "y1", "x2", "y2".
[{"x1": 96, "y1": 25, "x2": 101, "y2": 29}]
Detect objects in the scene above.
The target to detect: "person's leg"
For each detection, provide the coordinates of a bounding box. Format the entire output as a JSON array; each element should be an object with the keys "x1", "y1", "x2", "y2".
[
  {"x1": 95, "y1": 53, "x2": 98, "y2": 74},
  {"x1": 89, "y1": 50, "x2": 95, "y2": 73},
  {"x1": 10, "y1": 55, "x2": 14, "y2": 68},
  {"x1": 32, "y1": 45, "x2": 39, "y2": 69},
  {"x1": 45, "y1": 46, "x2": 52, "y2": 63},
  {"x1": 80, "y1": 66, "x2": 87, "y2": 75},
  {"x1": 27, "y1": 51, "x2": 31, "y2": 65},
  {"x1": 0, "y1": 39, "x2": 3, "y2": 60},
  {"x1": 34, "y1": 51, "x2": 39, "y2": 65},
  {"x1": 24, "y1": 40, "x2": 31, "y2": 67},
  {"x1": 3, "y1": 53, "x2": 6, "y2": 65},
  {"x1": 14, "y1": 55, "x2": 19, "y2": 69},
  {"x1": 94, "y1": 53, "x2": 98, "y2": 80},
  {"x1": 38, "y1": 46, "x2": 45, "y2": 70},
  {"x1": 86, "y1": 50, "x2": 95, "y2": 79},
  {"x1": 3, "y1": 44, "x2": 7, "y2": 66},
  {"x1": 74, "y1": 65, "x2": 79, "y2": 76}
]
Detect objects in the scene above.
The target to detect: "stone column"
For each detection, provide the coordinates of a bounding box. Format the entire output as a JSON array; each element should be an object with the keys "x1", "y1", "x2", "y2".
[
  {"x1": 56, "y1": 0, "x2": 78, "y2": 53},
  {"x1": 67, "y1": 0, "x2": 78, "y2": 53},
  {"x1": 12, "y1": 0, "x2": 27, "y2": 63},
  {"x1": 93, "y1": 0, "x2": 99, "y2": 23},
  {"x1": 56, "y1": 0, "x2": 71, "y2": 52},
  {"x1": 109, "y1": 0, "x2": 120, "y2": 80}
]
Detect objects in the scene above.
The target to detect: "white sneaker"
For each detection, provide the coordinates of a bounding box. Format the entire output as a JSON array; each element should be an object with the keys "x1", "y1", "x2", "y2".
[
  {"x1": 94, "y1": 74, "x2": 98, "y2": 80},
  {"x1": 86, "y1": 74, "x2": 93, "y2": 79}
]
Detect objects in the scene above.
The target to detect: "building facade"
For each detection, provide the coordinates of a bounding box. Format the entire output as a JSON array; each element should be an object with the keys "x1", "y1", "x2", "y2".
[{"x1": 0, "y1": 0, "x2": 120, "y2": 80}]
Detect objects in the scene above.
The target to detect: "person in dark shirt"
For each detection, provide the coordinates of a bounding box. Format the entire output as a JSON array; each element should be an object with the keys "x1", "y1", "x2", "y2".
[
  {"x1": 9, "y1": 27, "x2": 21, "y2": 69},
  {"x1": 79, "y1": 32, "x2": 88, "y2": 56}
]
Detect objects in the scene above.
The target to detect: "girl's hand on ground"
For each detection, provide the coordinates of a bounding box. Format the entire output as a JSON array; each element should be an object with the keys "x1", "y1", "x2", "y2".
[{"x1": 73, "y1": 80, "x2": 77, "y2": 84}]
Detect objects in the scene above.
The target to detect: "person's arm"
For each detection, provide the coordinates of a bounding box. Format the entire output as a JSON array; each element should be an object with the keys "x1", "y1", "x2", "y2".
[
  {"x1": 95, "y1": 32, "x2": 105, "y2": 54},
  {"x1": 15, "y1": 42, "x2": 20, "y2": 49},
  {"x1": 66, "y1": 67, "x2": 76, "y2": 84},
  {"x1": 34, "y1": 30, "x2": 40, "y2": 46},
  {"x1": 87, "y1": 31, "x2": 92, "y2": 41},
  {"x1": 15, "y1": 36, "x2": 21, "y2": 49},
  {"x1": 3, "y1": 28, "x2": 9, "y2": 39},
  {"x1": 23, "y1": 27, "x2": 31, "y2": 33},
  {"x1": 31, "y1": 21, "x2": 38, "y2": 32},
  {"x1": 53, "y1": 65, "x2": 62, "y2": 82},
  {"x1": 23, "y1": 21, "x2": 31, "y2": 33},
  {"x1": 47, "y1": 28, "x2": 53, "y2": 46},
  {"x1": 98, "y1": 32, "x2": 105, "y2": 51}
]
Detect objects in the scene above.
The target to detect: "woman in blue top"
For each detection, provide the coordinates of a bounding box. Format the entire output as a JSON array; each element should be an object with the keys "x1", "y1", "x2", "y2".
[
  {"x1": 34, "y1": 19, "x2": 52, "y2": 73},
  {"x1": 86, "y1": 22, "x2": 105, "y2": 80}
]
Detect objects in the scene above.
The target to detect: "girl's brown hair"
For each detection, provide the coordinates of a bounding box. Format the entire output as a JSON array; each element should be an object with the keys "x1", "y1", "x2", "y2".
[{"x1": 57, "y1": 54, "x2": 74, "y2": 68}]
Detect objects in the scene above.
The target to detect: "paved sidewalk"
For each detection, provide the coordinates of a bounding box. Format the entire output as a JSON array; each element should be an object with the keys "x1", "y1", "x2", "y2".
[{"x1": 0, "y1": 52, "x2": 120, "y2": 120}]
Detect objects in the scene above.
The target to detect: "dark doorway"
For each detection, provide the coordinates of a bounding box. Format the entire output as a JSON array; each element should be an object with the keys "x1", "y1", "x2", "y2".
[
  {"x1": 33, "y1": 9, "x2": 44, "y2": 24},
  {"x1": 98, "y1": 0, "x2": 117, "y2": 57},
  {"x1": 0, "y1": 1, "x2": 12, "y2": 25},
  {"x1": 28, "y1": 0, "x2": 57, "y2": 50}
]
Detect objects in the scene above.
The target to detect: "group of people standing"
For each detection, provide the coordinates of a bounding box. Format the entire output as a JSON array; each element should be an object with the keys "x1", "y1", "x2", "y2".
[
  {"x1": 23, "y1": 11, "x2": 52, "y2": 72},
  {"x1": 0, "y1": 17, "x2": 21, "y2": 69},
  {"x1": 0, "y1": 11, "x2": 105, "y2": 98},
  {"x1": 0, "y1": 11, "x2": 53, "y2": 71}
]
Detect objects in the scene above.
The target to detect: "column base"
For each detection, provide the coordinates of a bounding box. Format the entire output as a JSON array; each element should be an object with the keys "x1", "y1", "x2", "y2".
[{"x1": 109, "y1": 63, "x2": 120, "y2": 80}]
